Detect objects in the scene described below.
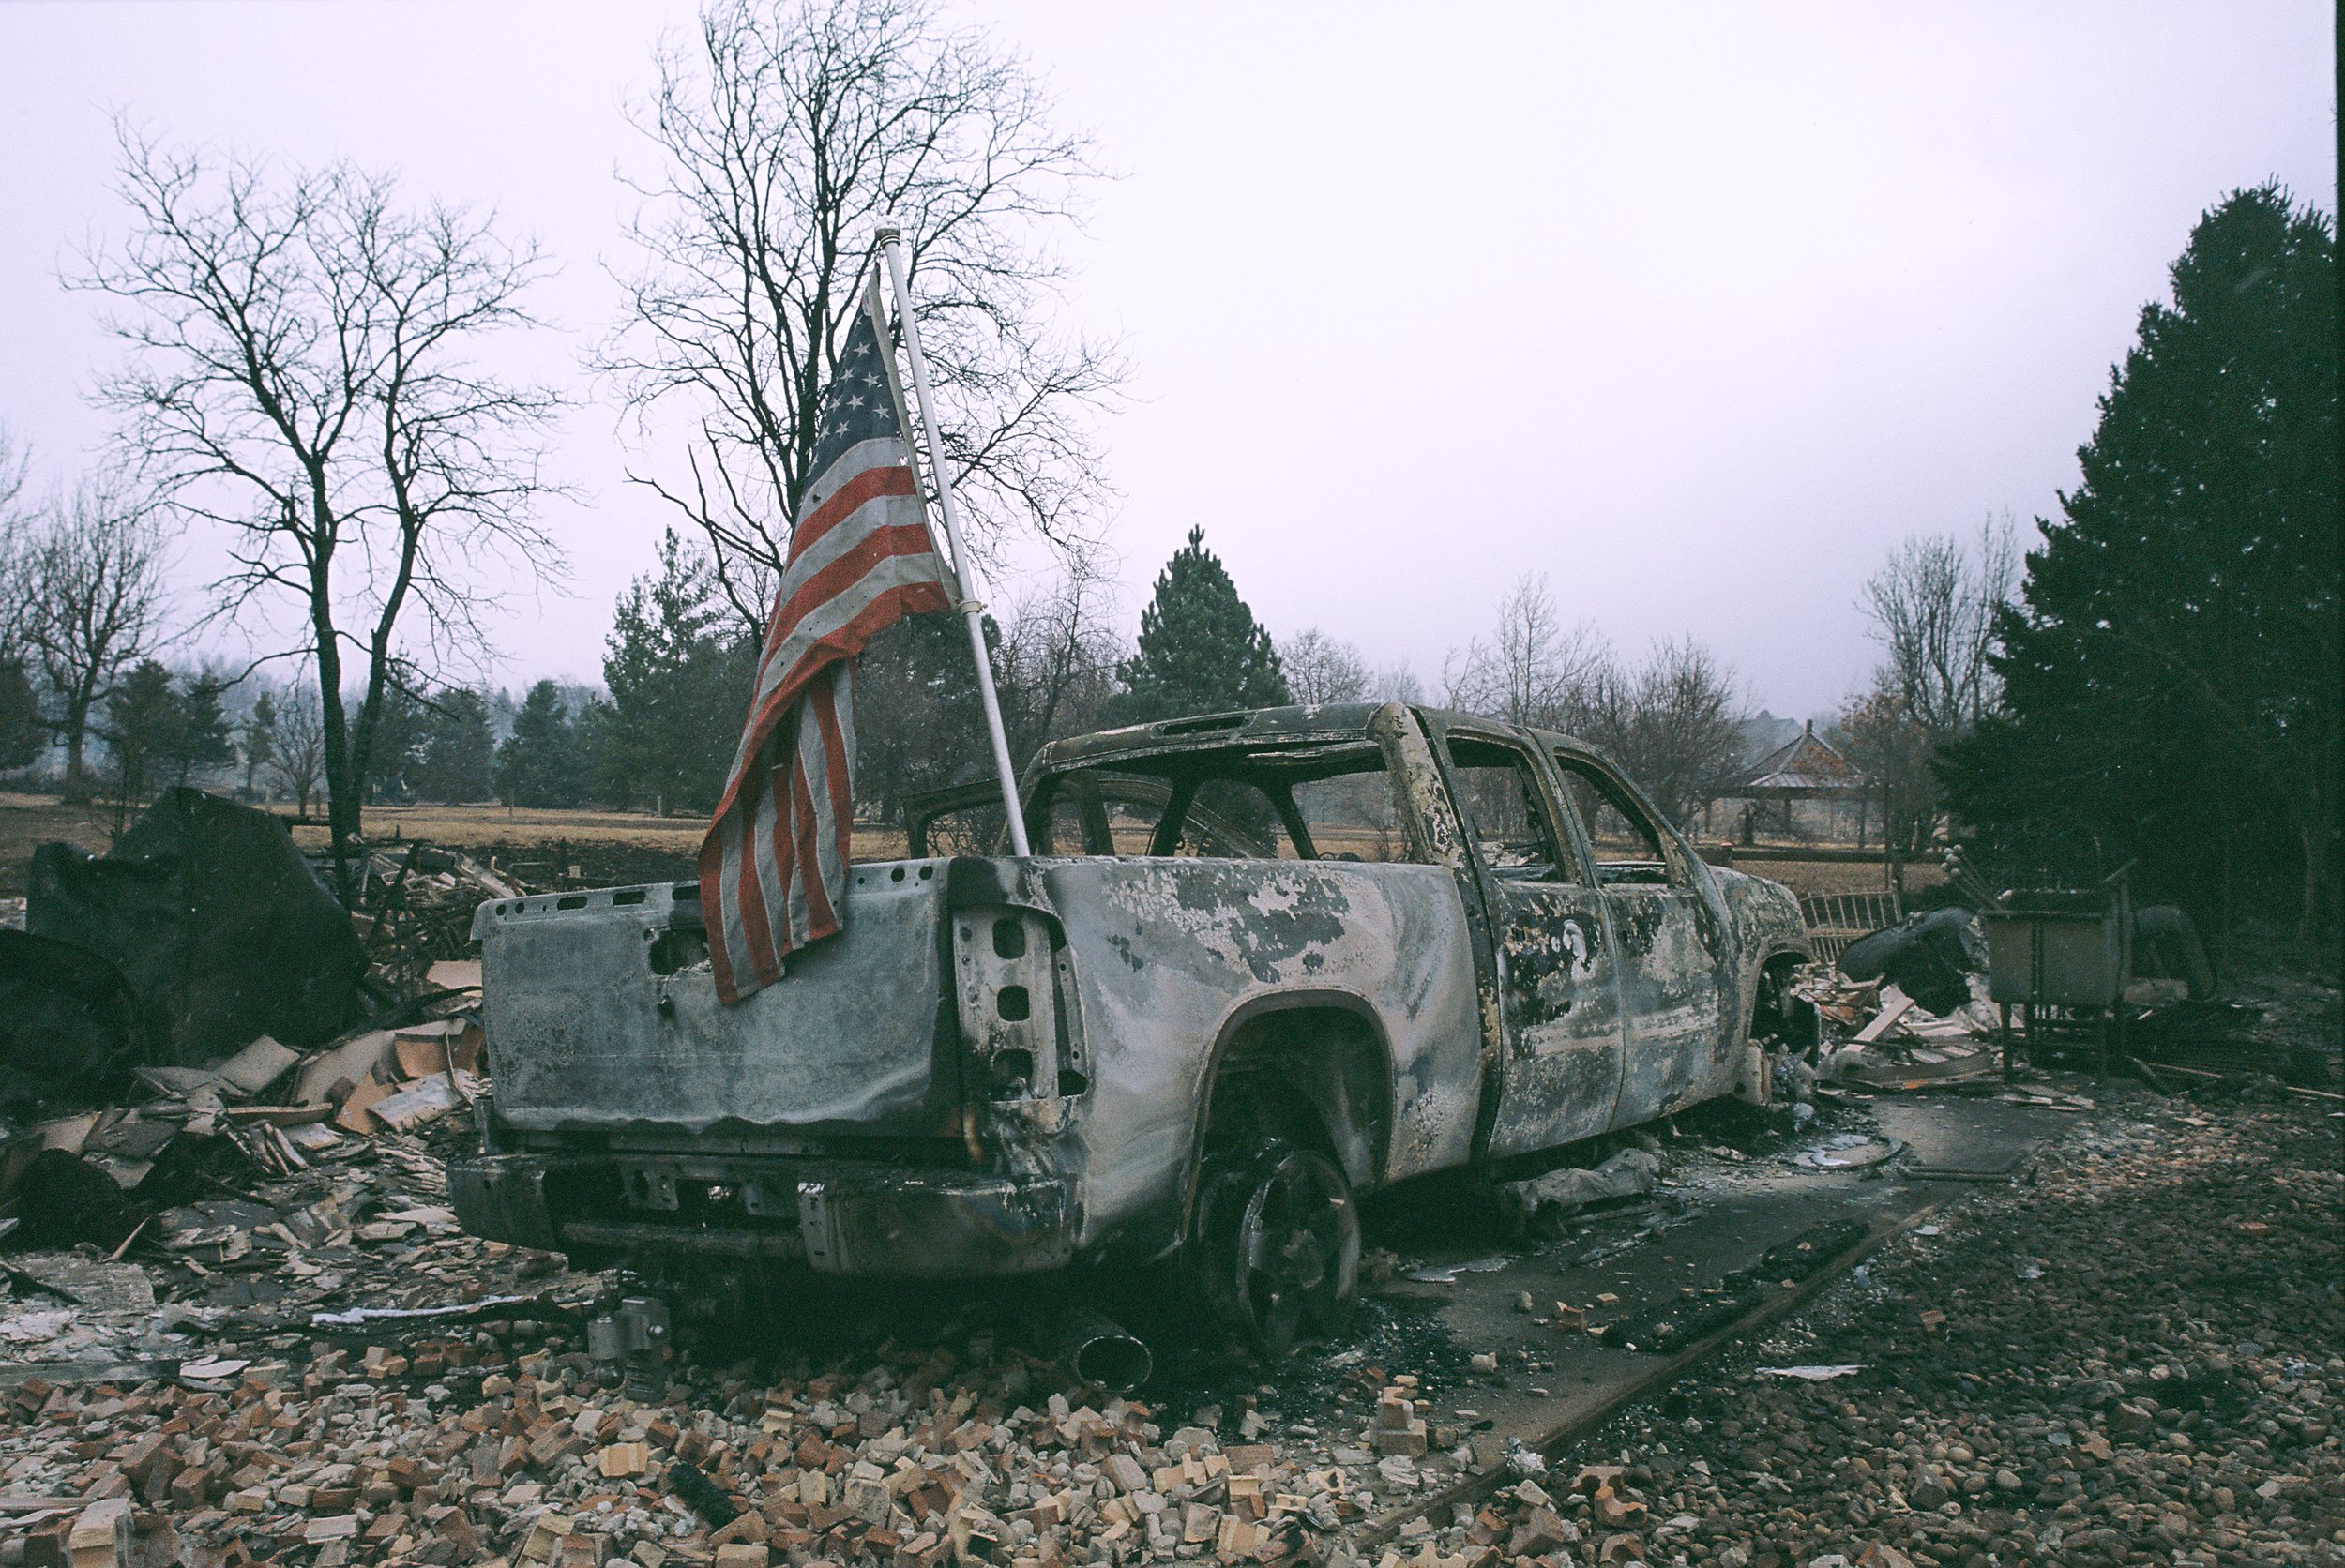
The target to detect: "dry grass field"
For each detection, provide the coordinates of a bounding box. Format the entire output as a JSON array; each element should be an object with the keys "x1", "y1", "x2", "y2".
[
  {"x1": 0, "y1": 792, "x2": 918, "y2": 893},
  {"x1": 0, "y1": 792, "x2": 117, "y2": 895},
  {"x1": 1729, "y1": 852, "x2": 1946, "y2": 902}
]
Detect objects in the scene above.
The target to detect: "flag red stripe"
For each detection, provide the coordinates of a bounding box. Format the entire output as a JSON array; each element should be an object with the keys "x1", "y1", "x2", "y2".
[
  {"x1": 779, "y1": 746, "x2": 808, "y2": 960},
  {"x1": 764, "y1": 520, "x2": 946, "y2": 662},
  {"x1": 780, "y1": 462, "x2": 920, "y2": 589},
  {"x1": 734, "y1": 579, "x2": 953, "y2": 784},
  {"x1": 737, "y1": 750, "x2": 786, "y2": 988}
]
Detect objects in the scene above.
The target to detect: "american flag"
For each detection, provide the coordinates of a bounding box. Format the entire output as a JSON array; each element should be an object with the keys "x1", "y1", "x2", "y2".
[{"x1": 699, "y1": 274, "x2": 956, "y2": 1003}]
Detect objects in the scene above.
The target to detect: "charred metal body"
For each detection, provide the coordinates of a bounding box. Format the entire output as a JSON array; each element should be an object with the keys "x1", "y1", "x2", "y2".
[{"x1": 449, "y1": 704, "x2": 1808, "y2": 1337}]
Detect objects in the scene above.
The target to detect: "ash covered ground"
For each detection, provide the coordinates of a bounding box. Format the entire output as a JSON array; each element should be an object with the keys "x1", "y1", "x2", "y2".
[{"x1": 6, "y1": 1069, "x2": 2338, "y2": 1568}]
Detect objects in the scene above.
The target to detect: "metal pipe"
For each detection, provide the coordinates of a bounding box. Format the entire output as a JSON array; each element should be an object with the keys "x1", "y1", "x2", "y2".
[
  {"x1": 1059, "y1": 1310, "x2": 1153, "y2": 1393},
  {"x1": 873, "y1": 223, "x2": 1031, "y2": 857}
]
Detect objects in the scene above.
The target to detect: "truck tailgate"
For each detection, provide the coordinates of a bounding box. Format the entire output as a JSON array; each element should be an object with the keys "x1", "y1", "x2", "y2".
[{"x1": 472, "y1": 870, "x2": 957, "y2": 1137}]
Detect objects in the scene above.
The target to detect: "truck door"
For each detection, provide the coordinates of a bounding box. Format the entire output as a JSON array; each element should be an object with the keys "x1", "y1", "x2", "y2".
[
  {"x1": 1439, "y1": 730, "x2": 1626, "y2": 1157},
  {"x1": 1548, "y1": 748, "x2": 1730, "y2": 1128}
]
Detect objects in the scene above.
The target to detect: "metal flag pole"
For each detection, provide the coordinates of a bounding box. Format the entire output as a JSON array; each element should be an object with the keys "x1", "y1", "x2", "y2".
[{"x1": 875, "y1": 221, "x2": 1032, "y2": 856}]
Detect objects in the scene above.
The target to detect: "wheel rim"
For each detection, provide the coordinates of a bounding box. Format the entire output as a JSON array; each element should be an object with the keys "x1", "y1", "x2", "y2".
[{"x1": 1198, "y1": 1145, "x2": 1359, "y2": 1356}]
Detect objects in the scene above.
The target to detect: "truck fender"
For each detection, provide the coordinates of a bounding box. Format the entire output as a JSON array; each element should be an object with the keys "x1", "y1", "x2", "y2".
[{"x1": 1178, "y1": 993, "x2": 1397, "y2": 1238}]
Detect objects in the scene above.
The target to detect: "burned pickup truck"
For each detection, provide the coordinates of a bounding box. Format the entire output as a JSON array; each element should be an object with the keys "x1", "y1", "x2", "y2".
[{"x1": 450, "y1": 703, "x2": 1809, "y2": 1351}]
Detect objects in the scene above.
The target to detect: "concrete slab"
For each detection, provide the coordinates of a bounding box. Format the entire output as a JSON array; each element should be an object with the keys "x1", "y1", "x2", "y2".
[{"x1": 1341, "y1": 1094, "x2": 2075, "y2": 1527}]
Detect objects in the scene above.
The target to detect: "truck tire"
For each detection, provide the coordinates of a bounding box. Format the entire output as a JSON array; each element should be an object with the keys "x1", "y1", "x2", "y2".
[{"x1": 1188, "y1": 1137, "x2": 1359, "y2": 1358}]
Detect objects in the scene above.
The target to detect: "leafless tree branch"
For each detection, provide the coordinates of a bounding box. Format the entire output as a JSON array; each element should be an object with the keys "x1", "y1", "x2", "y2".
[
  {"x1": 602, "y1": 0, "x2": 1123, "y2": 641},
  {"x1": 17, "y1": 473, "x2": 172, "y2": 800},
  {"x1": 72, "y1": 125, "x2": 567, "y2": 897},
  {"x1": 1279, "y1": 628, "x2": 1370, "y2": 706},
  {"x1": 1859, "y1": 511, "x2": 2020, "y2": 746}
]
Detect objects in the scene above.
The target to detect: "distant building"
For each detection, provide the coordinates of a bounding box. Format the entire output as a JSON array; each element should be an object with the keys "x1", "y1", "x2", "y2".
[{"x1": 1704, "y1": 720, "x2": 1872, "y2": 843}]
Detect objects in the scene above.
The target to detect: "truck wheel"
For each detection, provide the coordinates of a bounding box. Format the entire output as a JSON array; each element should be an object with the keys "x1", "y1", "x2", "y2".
[{"x1": 1189, "y1": 1138, "x2": 1359, "y2": 1357}]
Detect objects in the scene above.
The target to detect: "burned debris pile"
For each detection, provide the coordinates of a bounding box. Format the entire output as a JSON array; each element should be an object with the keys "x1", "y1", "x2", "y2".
[
  {"x1": 1770, "y1": 883, "x2": 2336, "y2": 1108},
  {"x1": 0, "y1": 789, "x2": 536, "y2": 1302},
  {"x1": 0, "y1": 803, "x2": 522, "y2": 1243},
  {"x1": 2, "y1": 1304, "x2": 1441, "y2": 1568},
  {"x1": 352, "y1": 845, "x2": 522, "y2": 999},
  {"x1": 26, "y1": 790, "x2": 370, "y2": 1072}
]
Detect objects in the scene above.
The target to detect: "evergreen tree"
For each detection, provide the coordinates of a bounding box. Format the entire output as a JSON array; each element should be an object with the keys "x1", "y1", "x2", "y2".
[
  {"x1": 852, "y1": 610, "x2": 1002, "y2": 824},
  {"x1": 98, "y1": 662, "x2": 235, "y2": 812},
  {"x1": 241, "y1": 690, "x2": 278, "y2": 799},
  {"x1": 1113, "y1": 528, "x2": 1289, "y2": 724},
  {"x1": 1940, "y1": 184, "x2": 2338, "y2": 941},
  {"x1": 366, "y1": 684, "x2": 431, "y2": 803},
  {"x1": 488, "y1": 686, "x2": 522, "y2": 746},
  {"x1": 0, "y1": 658, "x2": 42, "y2": 772},
  {"x1": 169, "y1": 676, "x2": 234, "y2": 788},
  {"x1": 598, "y1": 529, "x2": 757, "y2": 814},
  {"x1": 415, "y1": 688, "x2": 496, "y2": 803},
  {"x1": 496, "y1": 680, "x2": 584, "y2": 807},
  {"x1": 100, "y1": 660, "x2": 182, "y2": 816},
  {"x1": 573, "y1": 692, "x2": 624, "y2": 810}
]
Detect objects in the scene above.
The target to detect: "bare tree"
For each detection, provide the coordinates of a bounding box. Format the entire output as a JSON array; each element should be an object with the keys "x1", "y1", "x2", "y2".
[
  {"x1": 604, "y1": 0, "x2": 1123, "y2": 637},
  {"x1": 1279, "y1": 627, "x2": 1369, "y2": 706},
  {"x1": 0, "y1": 425, "x2": 47, "y2": 773},
  {"x1": 1859, "y1": 513, "x2": 2019, "y2": 746},
  {"x1": 79, "y1": 129, "x2": 564, "y2": 898},
  {"x1": 1441, "y1": 576, "x2": 1744, "y2": 827},
  {"x1": 0, "y1": 419, "x2": 35, "y2": 661},
  {"x1": 20, "y1": 475, "x2": 172, "y2": 800},
  {"x1": 1833, "y1": 684, "x2": 1934, "y2": 855},
  {"x1": 1594, "y1": 637, "x2": 1747, "y2": 830},
  {"x1": 268, "y1": 684, "x2": 327, "y2": 819},
  {"x1": 1372, "y1": 664, "x2": 1426, "y2": 705},
  {"x1": 0, "y1": 420, "x2": 28, "y2": 533},
  {"x1": 1441, "y1": 573, "x2": 1607, "y2": 730},
  {"x1": 999, "y1": 550, "x2": 1123, "y2": 764}
]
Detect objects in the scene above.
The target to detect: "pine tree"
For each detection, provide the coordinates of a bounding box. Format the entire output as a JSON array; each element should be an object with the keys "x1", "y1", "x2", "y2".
[
  {"x1": 1113, "y1": 528, "x2": 1289, "y2": 724},
  {"x1": 367, "y1": 685, "x2": 431, "y2": 803},
  {"x1": 241, "y1": 690, "x2": 278, "y2": 799},
  {"x1": 496, "y1": 680, "x2": 584, "y2": 807},
  {"x1": 99, "y1": 660, "x2": 178, "y2": 815},
  {"x1": 1940, "y1": 184, "x2": 2339, "y2": 941},
  {"x1": 599, "y1": 529, "x2": 757, "y2": 814},
  {"x1": 851, "y1": 611, "x2": 1002, "y2": 824},
  {"x1": 0, "y1": 658, "x2": 42, "y2": 772},
  {"x1": 170, "y1": 676, "x2": 234, "y2": 789},
  {"x1": 416, "y1": 688, "x2": 496, "y2": 803}
]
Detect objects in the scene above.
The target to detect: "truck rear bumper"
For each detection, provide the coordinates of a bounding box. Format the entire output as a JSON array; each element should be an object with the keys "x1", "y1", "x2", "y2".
[{"x1": 447, "y1": 1153, "x2": 1079, "y2": 1278}]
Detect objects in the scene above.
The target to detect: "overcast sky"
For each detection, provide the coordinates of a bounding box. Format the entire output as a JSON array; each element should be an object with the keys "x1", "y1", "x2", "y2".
[{"x1": 0, "y1": 1, "x2": 2334, "y2": 719}]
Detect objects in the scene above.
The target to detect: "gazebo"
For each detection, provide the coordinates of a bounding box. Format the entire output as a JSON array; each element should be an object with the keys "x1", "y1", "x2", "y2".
[{"x1": 1725, "y1": 720, "x2": 1871, "y2": 843}]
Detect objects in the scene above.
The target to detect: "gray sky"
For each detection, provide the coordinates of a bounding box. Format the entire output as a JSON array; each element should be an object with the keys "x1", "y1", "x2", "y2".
[{"x1": 0, "y1": 1, "x2": 2334, "y2": 718}]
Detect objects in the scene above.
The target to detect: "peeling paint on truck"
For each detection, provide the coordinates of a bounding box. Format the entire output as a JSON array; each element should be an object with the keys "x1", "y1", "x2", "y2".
[{"x1": 449, "y1": 702, "x2": 1810, "y2": 1286}]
